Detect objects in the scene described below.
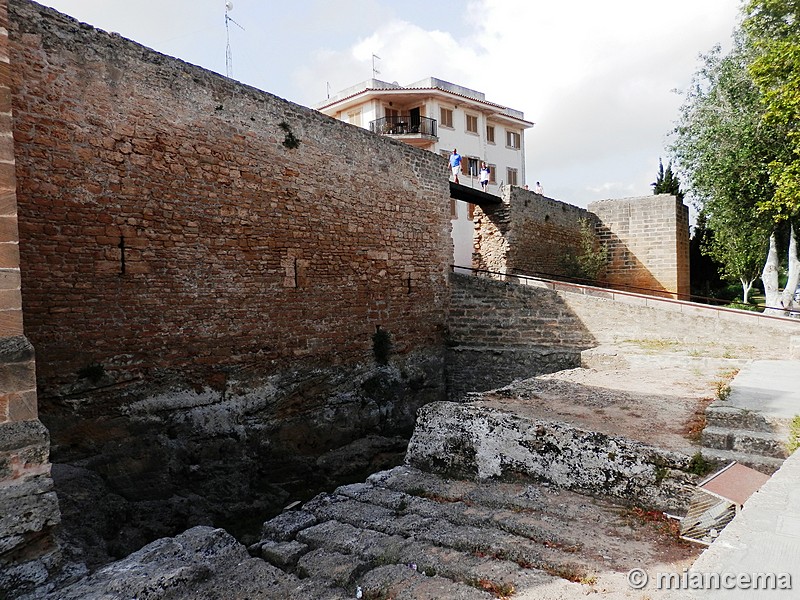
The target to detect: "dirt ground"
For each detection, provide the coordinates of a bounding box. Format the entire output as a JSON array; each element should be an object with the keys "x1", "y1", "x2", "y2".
[{"x1": 476, "y1": 347, "x2": 743, "y2": 454}]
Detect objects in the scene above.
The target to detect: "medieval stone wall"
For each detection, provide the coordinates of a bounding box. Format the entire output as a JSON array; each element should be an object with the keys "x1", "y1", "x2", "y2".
[
  {"x1": 473, "y1": 188, "x2": 691, "y2": 297},
  {"x1": 590, "y1": 194, "x2": 690, "y2": 297},
  {"x1": 11, "y1": 0, "x2": 451, "y2": 396},
  {"x1": 446, "y1": 273, "x2": 596, "y2": 399},
  {"x1": 473, "y1": 186, "x2": 592, "y2": 278},
  {"x1": 7, "y1": 0, "x2": 452, "y2": 570}
]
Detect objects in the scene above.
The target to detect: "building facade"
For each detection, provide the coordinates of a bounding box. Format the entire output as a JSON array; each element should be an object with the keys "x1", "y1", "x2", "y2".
[{"x1": 316, "y1": 77, "x2": 534, "y2": 269}]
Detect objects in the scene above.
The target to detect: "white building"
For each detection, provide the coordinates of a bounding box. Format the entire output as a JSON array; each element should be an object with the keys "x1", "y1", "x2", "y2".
[{"x1": 315, "y1": 77, "x2": 534, "y2": 269}]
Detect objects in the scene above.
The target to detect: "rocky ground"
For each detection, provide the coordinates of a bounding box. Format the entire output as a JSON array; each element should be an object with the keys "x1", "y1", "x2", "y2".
[
  {"x1": 472, "y1": 346, "x2": 746, "y2": 453},
  {"x1": 31, "y1": 346, "x2": 748, "y2": 599},
  {"x1": 36, "y1": 465, "x2": 700, "y2": 600}
]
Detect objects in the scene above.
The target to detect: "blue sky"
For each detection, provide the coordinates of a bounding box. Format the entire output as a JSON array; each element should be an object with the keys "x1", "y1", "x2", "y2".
[{"x1": 36, "y1": 0, "x2": 741, "y2": 207}]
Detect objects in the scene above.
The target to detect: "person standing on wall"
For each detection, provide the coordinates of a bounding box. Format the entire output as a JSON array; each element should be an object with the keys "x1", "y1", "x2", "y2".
[
  {"x1": 479, "y1": 162, "x2": 490, "y2": 192},
  {"x1": 535, "y1": 181, "x2": 543, "y2": 194},
  {"x1": 449, "y1": 149, "x2": 462, "y2": 184}
]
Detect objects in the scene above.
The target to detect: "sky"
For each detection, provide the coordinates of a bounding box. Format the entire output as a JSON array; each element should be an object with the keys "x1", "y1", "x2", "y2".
[{"x1": 36, "y1": 0, "x2": 742, "y2": 208}]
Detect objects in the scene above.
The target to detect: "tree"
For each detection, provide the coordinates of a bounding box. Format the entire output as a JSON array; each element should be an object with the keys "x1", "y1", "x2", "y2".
[
  {"x1": 743, "y1": 0, "x2": 800, "y2": 311},
  {"x1": 670, "y1": 30, "x2": 798, "y2": 314},
  {"x1": 689, "y1": 211, "x2": 725, "y2": 299},
  {"x1": 652, "y1": 158, "x2": 685, "y2": 201}
]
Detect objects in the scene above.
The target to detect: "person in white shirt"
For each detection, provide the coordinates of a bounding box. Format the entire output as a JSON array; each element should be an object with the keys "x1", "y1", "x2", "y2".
[{"x1": 479, "y1": 162, "x2": 490, "y2": 192}]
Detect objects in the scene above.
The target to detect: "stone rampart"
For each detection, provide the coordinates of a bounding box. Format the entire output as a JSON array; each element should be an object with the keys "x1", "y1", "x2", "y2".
[
  {"x1": 6, "y1": 0, "x2": 451, "y2": 571},
  {"x1": 446, "y1": 273, "x2": 595, "y2": 399},
  {"x1": 590, "y1": 194, "x2": 690, "y2": 297},
  {"x1": 473, "y1": 188, "x2": 690, "y2": 297},
  {"x1": 473, "y1": 186, "x2": 592, "y2": 278}
]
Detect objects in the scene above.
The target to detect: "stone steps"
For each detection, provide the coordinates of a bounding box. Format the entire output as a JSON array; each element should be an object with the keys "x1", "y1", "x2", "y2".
[
  {"x1": 700, "y1": 425, "x2": 789, "y2": 459},
  {"x1": 699, "y1": 447, "x2": 785, "y2": 475},
  {"x1": 705, "y1": 403, "x2": 782, "y2": 433},
  {"x1": 250, "y1": 466, "x2": 632, "y2": 598}
]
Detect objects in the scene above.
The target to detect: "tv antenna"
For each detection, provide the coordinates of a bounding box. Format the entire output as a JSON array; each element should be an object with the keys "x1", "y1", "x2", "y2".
[
  {"x1": 225, "y1": 0, "x2": 245, "y2": 78},
  {"x1": 372, "y1": 54, "x2": 381, "y2": 78}
]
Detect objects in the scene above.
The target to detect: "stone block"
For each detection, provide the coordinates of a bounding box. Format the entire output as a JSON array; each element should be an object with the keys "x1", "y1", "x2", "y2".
[
  {"x1": 260, "y1": 539, "x2": 308, "y2": 569},
  {"x1": 260, "y1": 510, "x2": 317, "y2": 542}
]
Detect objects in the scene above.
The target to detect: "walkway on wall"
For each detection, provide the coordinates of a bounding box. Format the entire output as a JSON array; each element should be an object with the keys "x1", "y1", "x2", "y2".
[{"x1": 449, "y1": 182, "x2": 501, "y2": 206}]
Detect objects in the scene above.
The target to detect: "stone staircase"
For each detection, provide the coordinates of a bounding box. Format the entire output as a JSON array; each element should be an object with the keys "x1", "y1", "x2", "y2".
[
  {"x1": 698, "y1": 360, "x2": 798, "y2": 474},
  {"x1": 246, "y1": 465, "x2": 694, "y2": 599}
]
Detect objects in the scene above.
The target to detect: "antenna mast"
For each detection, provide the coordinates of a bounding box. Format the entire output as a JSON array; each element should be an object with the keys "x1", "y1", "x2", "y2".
[
  {"x1": 224, "y1": 1, "x2": 244, "y2": 78},
  {"x1": 372, "y1": 54, "x2": 381, "y2": 79}
]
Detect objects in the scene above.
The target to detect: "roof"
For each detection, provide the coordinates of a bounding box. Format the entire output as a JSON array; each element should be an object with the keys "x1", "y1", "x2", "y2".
[
  {"x1": 315, "y1": 77, "x2": 534, "y2": 129},
  {"x1": 699, "y1": 461, "x2": 771, "y2": 506}
]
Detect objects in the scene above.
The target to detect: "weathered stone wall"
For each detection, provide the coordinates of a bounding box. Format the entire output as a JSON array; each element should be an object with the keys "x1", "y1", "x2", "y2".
[
  {"x1": 446, "y1": 273, "x2": 595, "y2": 399},
  {"x1": 473, "y1": 189, "x2": 691, "y2": 297},
  {"x1": 552, "y1": 283, "x2": 798, "y2": 356},
  {"x1": 7, "y1": 0, "x2": 451, "y2": 568},
  {"x1": 0, "y1": 0, "x2": 61, "y2": 595},
  {"x1": 473, "y1": 186, "x2": 592, "y2": 278},
  {"x1": 590, "y1": 194, "x2": 690, "y2": 297}
]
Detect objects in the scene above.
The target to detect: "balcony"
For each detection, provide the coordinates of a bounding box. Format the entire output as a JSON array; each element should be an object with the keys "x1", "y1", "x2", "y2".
[{"x1": 369, "y1": 116, "x2": 437, "y2": 147}]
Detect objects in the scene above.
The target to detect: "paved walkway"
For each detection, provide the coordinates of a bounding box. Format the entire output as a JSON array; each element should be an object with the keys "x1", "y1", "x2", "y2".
[{"x1": 725, "y1": 360, "x2": 800, "y2": 425}]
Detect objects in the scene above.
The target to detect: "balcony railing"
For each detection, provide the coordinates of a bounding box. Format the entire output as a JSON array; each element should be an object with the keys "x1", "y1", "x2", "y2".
[{"x1": 369, "y1": 116, "x2": 437, "y2": 138}]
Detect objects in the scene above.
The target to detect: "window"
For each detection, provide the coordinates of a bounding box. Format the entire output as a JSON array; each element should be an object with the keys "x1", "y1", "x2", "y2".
[
  {"x1": 467, "y1": 203, "x2": 476, "y2": 221},
  {"x1": 466, "y1": 157, "x2": 480, "y2": 177},
  {"x1": 385, "y1": 107, "x2": 399, "y2": 120},
  {"x1": 440, "y1": 107, "x2": 454, "y2": 128},
  {"x1": 486, "y1": 125, "x2": 495, "y2": 144},
  {"x1": 347, "y1": 109, "x2": 362, "y2": 127},
  {"x1": 506, "y1": 130, "x2": 520, "y2": 149},
  {"x1": 488, "y1": 164, "x2": 497, "y2": 184},
  {"x1": 466, "y1": 114, "x2": 478, "y2": 134},
  {"x1": 507, "y1": 168, "x2": 518, "y2": 186}
]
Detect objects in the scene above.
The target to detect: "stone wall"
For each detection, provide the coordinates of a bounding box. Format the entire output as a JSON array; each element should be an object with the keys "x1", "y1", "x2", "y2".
[
  {"x1": 446, "y1": 273, "x2": 595, "y2": 399},
  {"x1": 473, "y1": 188, "x2": 690, "y2": 297},
  {"x1": 590, "y1": 194, "x2": 690, "y2": 297},
  {"x1": 0, "y1": 0, "x2": 61, "y2": 596},
  {"x1": 7, "y1": 0, "x2": 451, "y2": 569},
  {"x1": 552, "y1": 283, "x2": 798, "y2": 356},
  {"x1": 473, "y1": 186, "x2": 592, "y2": 278}
]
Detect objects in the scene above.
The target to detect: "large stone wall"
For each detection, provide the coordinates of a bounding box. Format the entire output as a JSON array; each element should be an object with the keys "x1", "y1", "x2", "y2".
[
  {"x1": 0, "y1": 0, "x2": 61, "y2": 596},
  {"x1": 590, "y1": 194, "x2": 690, "y2": 297},
  {"x1": 473, "y1": 186, "x2": 592, "y2": 278},
  {"x1": 446, "y1": 273, "x2": 596, "y2": 399},
  {"x1": 473, "y1": 188, "x2": 690, "y2": 297},
  {"x1": 7, "y1": 0, "x2": 451, "y2": 569}
]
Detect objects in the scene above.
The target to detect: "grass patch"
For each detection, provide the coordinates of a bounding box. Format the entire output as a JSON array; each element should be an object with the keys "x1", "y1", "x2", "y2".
[
  {"x1": 788, "y1": 415, "x2": 800, "y2": 454},
  {"x1": 624, "y1": 338, "x2": 681, "y2": 353},
  {"x1": 467, "y1": 578, "x2": 515, "y2": 598},
  {"x1": 687, "y1": 451, "x2": 713, "y2": 476}
]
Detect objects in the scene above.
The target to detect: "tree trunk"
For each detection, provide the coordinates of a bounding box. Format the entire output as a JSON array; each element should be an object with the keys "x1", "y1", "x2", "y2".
[
  {"x1": 762, "y1": 233, "x2": 781, "y2": 314},
  {"x1": 781, "y1": 224, "x2": 800, "y2": 315},
  {"x1": 740, "y1": 278, "x2": 754, "y2": 304}
]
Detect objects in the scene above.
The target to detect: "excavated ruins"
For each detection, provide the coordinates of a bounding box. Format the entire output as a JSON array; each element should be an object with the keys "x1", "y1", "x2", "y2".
[{"x1": 28, "y1": 343, "x2": 781, "y2": 600}]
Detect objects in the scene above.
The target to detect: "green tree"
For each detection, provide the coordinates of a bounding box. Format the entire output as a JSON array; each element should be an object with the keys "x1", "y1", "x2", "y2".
[
  {"x1": 671, "y1": 31, "x2": 797, "y2": 313},
  {"x1": 652, "y1": 158, "x2": 685, "y2": 202},
  {"x1": 743, "y1": 0, "x2": 800, "y2": 309}
]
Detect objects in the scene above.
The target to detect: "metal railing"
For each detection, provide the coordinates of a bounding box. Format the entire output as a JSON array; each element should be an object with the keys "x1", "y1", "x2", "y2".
[
  {"x1": 451, "y1": 264, "x2": 800, "y2": 320},
  {"x1": 369, "y1": 116, "x2": 437, "y2": 137}
]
